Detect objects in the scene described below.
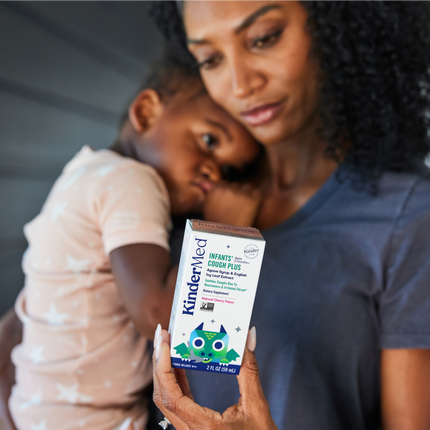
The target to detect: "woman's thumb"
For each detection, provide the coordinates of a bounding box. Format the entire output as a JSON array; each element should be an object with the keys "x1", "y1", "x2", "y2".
[
  {"x1": 238, "y1": 327, "x2": 265, "y2": 399},
  {"x1": 238, "y1": 327, "x2": 277, "y2": 429}
]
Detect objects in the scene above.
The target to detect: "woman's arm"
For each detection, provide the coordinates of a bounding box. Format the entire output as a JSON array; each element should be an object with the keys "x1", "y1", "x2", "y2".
[
  {"x1": 152, "y1": 326, "x2": 278, "y2": 430},
  {"x1": 0, "y1": 308, "x2": 21, "y2": 430},
  {"x1": 110, "y1": 243, "x2": 177, "y2": 340},
  {"x1": 381, "y1": 349, "x2": 430, "y2": 430}
]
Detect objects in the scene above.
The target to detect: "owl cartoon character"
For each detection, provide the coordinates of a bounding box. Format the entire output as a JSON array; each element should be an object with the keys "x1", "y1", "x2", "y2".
[{"x1": 174, "y1": 323, "x2": 240, "y2": 365}]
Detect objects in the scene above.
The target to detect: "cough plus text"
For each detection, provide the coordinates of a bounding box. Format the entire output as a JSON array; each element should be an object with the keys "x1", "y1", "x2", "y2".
[{"x1": 168, "y1": 219, "x2": 265, "y2": 375}]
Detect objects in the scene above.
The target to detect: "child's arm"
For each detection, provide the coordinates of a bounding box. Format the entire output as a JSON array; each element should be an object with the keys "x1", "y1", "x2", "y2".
[{"x1": 110, "y1": 244, "x2": 177, "y2": 340}]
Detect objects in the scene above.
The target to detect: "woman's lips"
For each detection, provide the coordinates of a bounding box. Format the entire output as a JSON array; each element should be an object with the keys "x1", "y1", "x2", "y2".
[{"x1": 240, "y1": 100, "x2": 285, "y2": 126}]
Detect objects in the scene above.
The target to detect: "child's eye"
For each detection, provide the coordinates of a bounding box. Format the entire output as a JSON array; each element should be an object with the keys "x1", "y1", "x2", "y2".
[
  {"x1": 197, "y1": 55, "x2": 222, "y2": 70},
  {"x1": 202, "y1": 134, "x2": 218, "y2": 150},
  {"x1": 251, "y1": 29, "x2": 283, "y2": 49}
]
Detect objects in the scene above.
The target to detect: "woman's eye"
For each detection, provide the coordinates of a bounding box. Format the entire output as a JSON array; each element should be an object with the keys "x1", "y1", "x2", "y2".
[
  {"x1": 251, "y1": 29, "x2": 283, "y2": 49},
  {"x1": 197, "y1": 55, "x2": 222, "y2": 70},
  {"x1": 202, "y1": 134, "x2": 218, "y2": 150}
]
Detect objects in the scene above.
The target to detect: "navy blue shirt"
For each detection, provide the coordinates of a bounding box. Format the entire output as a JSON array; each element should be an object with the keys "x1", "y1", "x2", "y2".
[{"x1": 182, "y1": 163, "x2": 430, "y2": 430}]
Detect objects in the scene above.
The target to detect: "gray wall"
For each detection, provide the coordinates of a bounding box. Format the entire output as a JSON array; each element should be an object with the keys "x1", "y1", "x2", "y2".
[{"x1": 0, "y1": 1, "x2": 162, "y2": 316}]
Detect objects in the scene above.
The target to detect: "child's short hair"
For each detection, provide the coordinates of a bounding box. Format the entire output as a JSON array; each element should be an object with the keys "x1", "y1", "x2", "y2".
[
  {"x1": 120, "y1": 49, "x2": 204, "y2": 127},
  {"x1": 144, "y1": 51, "x2": 204, "y2": 102}
]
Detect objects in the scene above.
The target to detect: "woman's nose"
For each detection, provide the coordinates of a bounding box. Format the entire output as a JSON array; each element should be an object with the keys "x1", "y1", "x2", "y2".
[{"x1": 230, "y1": 57, "x2": 265, "y2": 99}]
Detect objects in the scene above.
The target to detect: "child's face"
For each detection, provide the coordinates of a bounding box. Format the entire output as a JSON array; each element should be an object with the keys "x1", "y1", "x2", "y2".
[{"x1": 144, "y1": 92, "x2": 260, "y2": 215}]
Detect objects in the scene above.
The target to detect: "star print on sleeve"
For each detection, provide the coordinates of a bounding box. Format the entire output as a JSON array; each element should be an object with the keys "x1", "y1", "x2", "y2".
[
  {"x1": 50, "y1": 201, "x2": 68, "y2": 222},
  {"x1": 30, "y1": 420, "x2": 48, "y2": 430},
  {"x1": 64, "y1": 255, "x2": 91, "y2": 274},
  {"x1": 60, "y1": 167, "x2": 85, "y2": 191},
  {"x1": 93, "y1": 165, "x2": 114, "y2": 178},
  {"x1": 19, "y1": 390, "x2": 42, "y2": 410},
  {"x1": 31, "y1": 345, "x2": 44, "y2": 364},
  {"x1": 43, "y1": 303, "x2": 69, "y2": 325},
  {"x1": 55, "y1": 383, "x2": 93, "y2": 404}
]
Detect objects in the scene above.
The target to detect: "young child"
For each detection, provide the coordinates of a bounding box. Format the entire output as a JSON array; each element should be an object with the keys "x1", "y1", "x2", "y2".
[{"x1": 8, "y1": 57, "x2": 261, "y2": 430}]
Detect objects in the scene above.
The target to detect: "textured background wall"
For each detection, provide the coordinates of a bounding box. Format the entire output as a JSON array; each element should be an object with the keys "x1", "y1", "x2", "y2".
[{"x1": 0, "y1": 2, "x2": 161, "y2": 316}]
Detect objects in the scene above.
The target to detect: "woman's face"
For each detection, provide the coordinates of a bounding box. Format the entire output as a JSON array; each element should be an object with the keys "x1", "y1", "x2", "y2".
[{"x1": 184, "y1": 1, "x2": 319, "y2": 146}]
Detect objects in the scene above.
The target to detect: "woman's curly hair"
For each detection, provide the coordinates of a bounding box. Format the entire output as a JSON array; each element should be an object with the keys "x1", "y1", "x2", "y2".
[{"x1": 150, "y1": 1, "x2": 430, "y2": 192}]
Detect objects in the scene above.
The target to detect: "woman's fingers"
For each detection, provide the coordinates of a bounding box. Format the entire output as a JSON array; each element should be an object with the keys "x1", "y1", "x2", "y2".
[
  {"x1": 173, "y1": 367, "x2": 194, "y2": 401},
  {"x1": 153, "y1": 329, "x2": 192, "y2": 430},
  {"x1": 236, "y1": 328, "x2": 278, "y2": 430},
  {"x1": 153, "y1": 328, "x2": 185, "y2": 409},
  {"x1": 153, "y1": 326, "x2": 276, "y2": 430},
  {"x1": 153, "y1": 327, "x2": 217, "y2": 429},
  {"x1": 238, "y1": 327, "x2": 264, "y2": 401}
]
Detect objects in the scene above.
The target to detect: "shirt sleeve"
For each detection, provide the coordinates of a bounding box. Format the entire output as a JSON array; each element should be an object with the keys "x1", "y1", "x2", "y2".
[
  {"x1": 380, "y1": 173, "x2": 430, "y2": 349},
  {"x1": 92, "y1": 162, "x2": 172, "y2": 255}
]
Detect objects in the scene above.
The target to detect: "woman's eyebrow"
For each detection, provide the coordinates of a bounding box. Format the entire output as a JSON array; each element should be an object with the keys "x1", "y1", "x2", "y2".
[
  {"x1": 187, "y1": 3, "x2": 282, "y2": 45},
  {"x1": 235, "y1": 4, "x2": 282, "y2": 35},
  {"x1": 187, "y1": 37, "x2": 209, "y2": 45}
]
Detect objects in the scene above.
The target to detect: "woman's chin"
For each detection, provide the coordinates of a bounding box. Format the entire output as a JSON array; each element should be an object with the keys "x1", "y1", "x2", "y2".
[{"x1": 245, "y1": 122, "x2": 290, "y2": 147}]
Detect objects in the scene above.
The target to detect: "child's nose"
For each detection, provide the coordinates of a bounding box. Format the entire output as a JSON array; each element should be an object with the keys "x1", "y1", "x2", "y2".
[{"x1": 200, "y1": 160, "x2": 221, "y2": 183}]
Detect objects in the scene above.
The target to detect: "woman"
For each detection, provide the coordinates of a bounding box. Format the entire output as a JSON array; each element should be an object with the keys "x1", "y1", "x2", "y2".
[{"x1": 150, "y1": 2, "x2": 430, "y2": 429}]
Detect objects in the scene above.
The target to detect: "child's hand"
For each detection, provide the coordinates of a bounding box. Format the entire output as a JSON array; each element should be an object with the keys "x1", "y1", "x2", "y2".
[{"x1": 203, "y1": 182, "x2": 262, "y2": 227}]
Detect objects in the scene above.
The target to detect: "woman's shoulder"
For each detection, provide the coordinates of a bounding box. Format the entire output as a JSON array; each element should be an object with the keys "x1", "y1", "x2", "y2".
[
  {"x1": 307, "y1": 162, "x2": 430, "y2": 243},
  {"x1": 373, "y1": 161, "x2": 430, "y2": 261},
  {"x1": 379, "y1": 161, "x2": 430, "y2": 216},
  {"x1": 336, "y1": 161, "x2": 430, "y2": 217}
]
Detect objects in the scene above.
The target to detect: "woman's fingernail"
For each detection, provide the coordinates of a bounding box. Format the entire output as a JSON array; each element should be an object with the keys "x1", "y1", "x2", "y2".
[
  {"x1": 154, "y1": 332, "x2": 162, "y2": 360},
  {"x1": 247, "y1": 326, "x2": 257, "y2": 352},
  {"x1": 154, "y1": 323, "x2": 161, "y2": 343}
]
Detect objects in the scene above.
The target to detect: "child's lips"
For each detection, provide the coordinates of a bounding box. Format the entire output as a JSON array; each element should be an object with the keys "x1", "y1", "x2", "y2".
[{"x1": 195, "y1": 180, "x2": 215, "y2": 195}]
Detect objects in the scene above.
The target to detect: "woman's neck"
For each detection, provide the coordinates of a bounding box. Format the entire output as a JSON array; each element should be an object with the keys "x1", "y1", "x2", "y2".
[
  {"x1": 256, "y1": 118, "x2": 338, "y2": 230},
  {"x1": 266, "y1": 114, "x2": 335, "y2": 190}
]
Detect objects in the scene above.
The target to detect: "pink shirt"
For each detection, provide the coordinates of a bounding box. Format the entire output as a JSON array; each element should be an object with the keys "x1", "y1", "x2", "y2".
[{"x1": 10, "y1": 146, "x2": 171, "y2": 430}]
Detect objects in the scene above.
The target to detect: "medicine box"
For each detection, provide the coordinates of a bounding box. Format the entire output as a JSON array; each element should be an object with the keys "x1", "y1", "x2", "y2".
[{"x1": 168, "y1": 219, "x2": 265, "y2": 375}]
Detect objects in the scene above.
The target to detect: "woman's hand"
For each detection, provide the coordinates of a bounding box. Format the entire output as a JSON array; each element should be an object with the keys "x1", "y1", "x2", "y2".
[
  {"x1": 203, "y1": 183, "x2": 262, "y2": 227},
  {"x1": 152, "y1": 325, "x2": 278, "y2": 430}
]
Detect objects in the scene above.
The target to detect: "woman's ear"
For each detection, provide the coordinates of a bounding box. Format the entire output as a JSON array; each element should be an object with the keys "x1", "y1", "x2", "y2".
[{"x1": 129, "y1": 89, "x2": 163, "y2": 132}]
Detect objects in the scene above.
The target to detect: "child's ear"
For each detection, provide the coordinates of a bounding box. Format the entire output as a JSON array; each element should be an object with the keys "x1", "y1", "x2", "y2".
[{"x1": 129, "y1": 89, "x2": 163, "y2": 132}]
